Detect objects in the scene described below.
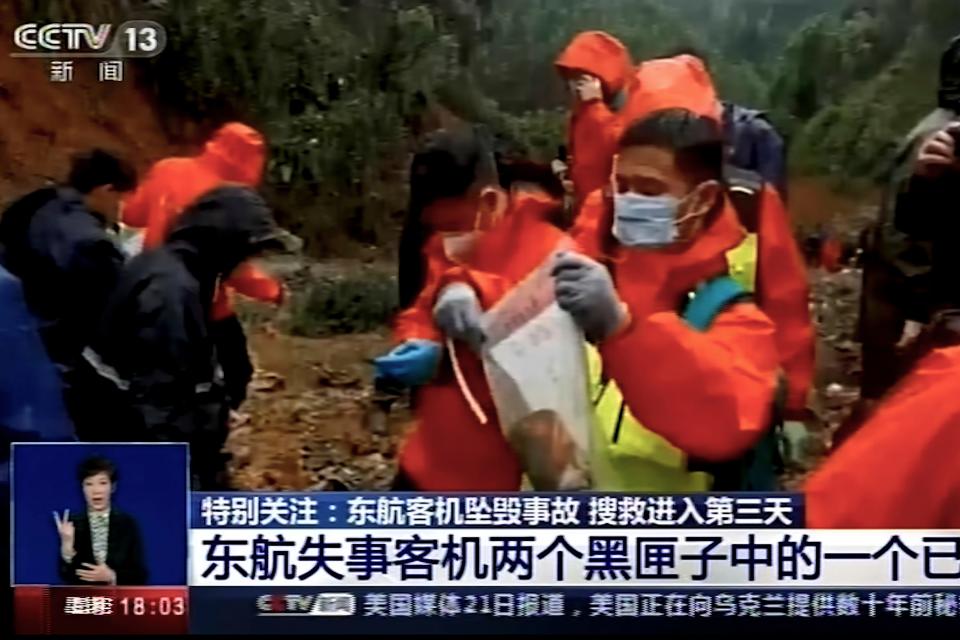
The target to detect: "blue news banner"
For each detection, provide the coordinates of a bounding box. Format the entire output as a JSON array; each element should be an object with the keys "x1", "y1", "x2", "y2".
[{"x1": 186, "y1": 493, "x2": 960, "y2": 633}]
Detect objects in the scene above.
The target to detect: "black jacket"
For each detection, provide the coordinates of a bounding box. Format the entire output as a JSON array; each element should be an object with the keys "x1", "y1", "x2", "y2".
[
  {"x1": 862, "y1": 108, "x2": 960, "y2": 325},
  {"x1": 77, "y1": 187, "x2": 282, "y2": 470},
  {"x1": 0, "y1": 187, "x2": 124, "y2": 371},
  {"x1": 58, "y1": 509, "x2": 147, "y2": 586},
  {"x1": 890, "y1": 108, "x2": 960, "y2": 319}
]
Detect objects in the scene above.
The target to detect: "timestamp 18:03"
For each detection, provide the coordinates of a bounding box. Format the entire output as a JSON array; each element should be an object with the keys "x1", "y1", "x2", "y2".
[{"x1": 119, "y1": 596, "x2": 186, "y2": 616}]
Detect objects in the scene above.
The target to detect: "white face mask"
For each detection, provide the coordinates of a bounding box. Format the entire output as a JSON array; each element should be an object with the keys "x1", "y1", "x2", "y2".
[
  {"x1": 612, "y1": 192, "x2": 681, "y2": 248},
  {"x1": 442, "y1": 231, "x2": 481, "y2": 262},
  {"x1": 611, "y1": 187, "x2": 714, "y2": 248}
]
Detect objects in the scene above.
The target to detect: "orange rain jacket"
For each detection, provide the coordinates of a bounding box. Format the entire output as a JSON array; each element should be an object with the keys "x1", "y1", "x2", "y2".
[
  {"x1": 579, "y1": 189, "x2": 781, "y2": 461},
  {"x1": 805, "y1": 345, "x2": 960, "y2": 528},
  {"x1": 394, "y1": 193, "x2": 566, "y2": 490},
  {"x1": 122, "y1": 122, "x2": 281, "y2": 321},
  {"x1": 573, "y1": 55, "x2": 814, "y2": 415},
  {"x1": 555, "y1": 32, "x2": 634, "y2": 208}
]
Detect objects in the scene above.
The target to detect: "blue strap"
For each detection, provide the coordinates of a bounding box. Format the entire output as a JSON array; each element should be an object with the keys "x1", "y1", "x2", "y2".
[{"x1": 682, "y1": 276, "x2": 748, "y2": 332}]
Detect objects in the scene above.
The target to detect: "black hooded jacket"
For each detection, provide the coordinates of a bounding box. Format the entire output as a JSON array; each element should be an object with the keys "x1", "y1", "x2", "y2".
[
  {"x1": 79, "y1": 186, "x2": 282, "y2": 447},
  {"x1": 0, "y1": 187, "x2": 124, "y2": 371}
]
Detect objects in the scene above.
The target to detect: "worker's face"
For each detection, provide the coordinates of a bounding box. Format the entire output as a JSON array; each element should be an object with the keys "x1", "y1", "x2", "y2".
[
  {"x1": 613, "y1": 145, "x2": 720, "y2": 244},
  {"x1": 82, "y1": 472, "x2": 113, "y2": 512},
  {"x1": 85, "y1": 185, "x2": 124, "y2": 223}
]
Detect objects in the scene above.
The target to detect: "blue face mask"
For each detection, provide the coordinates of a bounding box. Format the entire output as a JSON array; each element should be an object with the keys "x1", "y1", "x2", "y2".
[{"x1": 612, "y1": 192, "x2": 682, "y2": 248}]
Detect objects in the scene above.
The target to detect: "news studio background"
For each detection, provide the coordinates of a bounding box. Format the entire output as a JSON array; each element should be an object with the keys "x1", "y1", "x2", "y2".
[{"x1": 5, "y1": 0, "x2": 960, "y2": 636}]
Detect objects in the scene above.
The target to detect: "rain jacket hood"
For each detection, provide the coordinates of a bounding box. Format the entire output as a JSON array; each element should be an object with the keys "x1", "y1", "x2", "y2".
[
  {"x1": 555, "y1": 31, "x2": 634, "y2": 97},
  {"x1": 197, "y1": 122, "x2": 266, "y2": 187},
  {"x1": 166, "y1": 186, "x2": 282, "y2": 293},
  {"x1": 622, "y1": 55, "x2": 723, "y2": 128}
]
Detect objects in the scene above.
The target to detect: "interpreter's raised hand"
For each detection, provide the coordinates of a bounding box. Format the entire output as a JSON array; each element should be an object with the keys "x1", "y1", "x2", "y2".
[
  {"x1": 916, "y1": 122, "x2": 960, "y2": 177},
  {"x1": 433, "y1": 283, "x2": 486, "y2": 352},
  {"x1": 551, "y1": 252, "x2": 629, "y2": 344},
  {"x1": 53, "y1": 510, "x2": 75, "y2": 554},
  {"x1": 76, "y1": 561, "x2": 116, "y2": 584}
]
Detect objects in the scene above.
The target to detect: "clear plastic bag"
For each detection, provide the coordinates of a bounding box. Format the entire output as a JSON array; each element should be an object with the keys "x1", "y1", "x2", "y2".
[{"x1": 480, "y1": 248, "x2": 593, "y2": 490}]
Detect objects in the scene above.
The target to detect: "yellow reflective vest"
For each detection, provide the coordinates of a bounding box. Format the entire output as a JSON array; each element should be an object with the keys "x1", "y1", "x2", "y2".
[{"x1": 587, "y1": 233, "x2": 758, "y2": 492}]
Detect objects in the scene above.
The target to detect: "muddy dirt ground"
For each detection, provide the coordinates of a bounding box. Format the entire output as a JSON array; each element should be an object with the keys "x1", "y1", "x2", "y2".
[
  {"x1": 226, "y1": 329, "x2": 410, "y2": 491},
  {"x1": 227, "y1": 263, "x2": 867, "y2": 493}
]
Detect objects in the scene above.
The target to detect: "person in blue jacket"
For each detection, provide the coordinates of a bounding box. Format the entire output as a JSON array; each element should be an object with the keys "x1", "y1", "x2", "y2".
[
  {"x1": 0, "y1": 262, "x2": 76, "y2": 635},
  {"x1": 665, "y1": 47, "x2": 788, "y2": 198},
  {"x1": 722, "y1": 101, "x2": 788, "y2": 199},
  {"x1": 0, "y1": 149, "x2": 137, "y2": 437}
]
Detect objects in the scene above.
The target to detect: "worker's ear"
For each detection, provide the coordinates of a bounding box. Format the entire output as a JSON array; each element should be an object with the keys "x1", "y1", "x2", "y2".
[
  {"x1": 686, "y1": 180, "x2": 723, "y2": 220},
  {"x1": 476, "y1": 185, "x2": 508, "y2": 230}
]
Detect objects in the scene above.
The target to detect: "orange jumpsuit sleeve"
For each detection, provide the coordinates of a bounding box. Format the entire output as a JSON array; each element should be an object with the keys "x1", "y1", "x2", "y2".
[
  {"x1": 226, "y1": 261, "x2": 283, "y2": 304},
  {"x1": 599, "y1": 303, "x2": 780, "y2": 461},
  {"x1": 120, "y1": 166, "x2": 159, "y2": 229},
  {"x1": 756, "y1": 186, "x2": 815, "y2": 414},
  {"x1": 569, "y1": 101, "x2": 622, "y2": 207},
  {"x1": 393, "y1": 246, "x2": 450, "y2": 344}
]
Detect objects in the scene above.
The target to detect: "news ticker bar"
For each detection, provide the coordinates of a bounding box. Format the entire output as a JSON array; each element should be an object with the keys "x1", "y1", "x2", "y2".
[
  {"x1": 15, "y1": 586, "x2": 960, "y2": 635},
  {"x1": 188, "y1": 529, "x2": 960, "y2": 588},
  {"x1": 191, "y1": 492, "x2": 804, "y2": 529}
]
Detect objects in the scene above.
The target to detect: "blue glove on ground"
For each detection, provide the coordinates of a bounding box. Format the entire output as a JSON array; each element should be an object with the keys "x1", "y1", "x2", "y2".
[
  {"x1": 373, "y1": 339, "x2": 443, "y2": 387},
  {"x1": 552, "y1": 251, "x2": 628, "y2": 343},
  {"x1": 433, "y1": 283, "x2": 486, "y2": 351}
]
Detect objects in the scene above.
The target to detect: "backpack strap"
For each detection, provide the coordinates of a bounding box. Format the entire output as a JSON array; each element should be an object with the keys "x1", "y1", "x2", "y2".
[
  {"x1": 682, "y1": 275, "x2": 752, "y2": 331},
  {"x1": 682, "y1": 274, "x2": 784, "y2": 491},
  {"x1": 723, "y1": 165, "x2": 764, "y2": 233}
]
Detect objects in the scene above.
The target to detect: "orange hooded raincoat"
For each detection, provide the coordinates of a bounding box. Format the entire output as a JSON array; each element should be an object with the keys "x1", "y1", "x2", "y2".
[
  {"x1": 573, "y1": 55, "x2": 814, "y2": 416},
  {"x1": 122, "y1": 122, "x2": 282, "y2": 320},
  {"x1": 394, "y1": 192, "x2": 567, "y2": 490},
  {"x1": 805, "y1": 345, "x2": 960, "y2": 528},
  {"x1": 555, "y1": 32, "x2": 634, "y2": 209}
]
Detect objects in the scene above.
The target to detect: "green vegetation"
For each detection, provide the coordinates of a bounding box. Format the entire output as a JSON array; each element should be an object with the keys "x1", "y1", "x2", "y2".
[
  {"x1": 287, "y1": 271, "x2": 398, "y2": 337},
  {"x1": 15, "y1": 0, "x2": 960, "y2": 238},
  {"x1": 768, "y1": 0, "x2": 960, "y2": 188}
]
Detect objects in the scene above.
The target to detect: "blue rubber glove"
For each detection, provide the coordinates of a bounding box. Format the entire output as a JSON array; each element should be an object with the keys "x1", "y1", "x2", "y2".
[
  {"x1": 552, "y1": 251, "x2": 628, "y2": 343},
  {"x1": 433, "y1": 283, "x2": 486, "y2": 351},
  {"x1": 373, "y1": 339, "x2": 443, "y2": 387}
]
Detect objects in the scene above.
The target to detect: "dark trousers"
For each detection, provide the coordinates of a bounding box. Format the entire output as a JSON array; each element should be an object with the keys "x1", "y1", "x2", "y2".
[
  {"x1": 210, "y1": 315, "x2": 254, "y2": 411},
  {"x1": 859, "y1": 260, "x2": 908, "y2": 400},
  {"x1": 391, "y1": 469, "x2": 421, "y2": 491}
]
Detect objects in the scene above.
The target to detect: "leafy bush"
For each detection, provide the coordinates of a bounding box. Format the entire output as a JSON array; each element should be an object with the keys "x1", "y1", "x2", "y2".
[
  {"x1": 788, "y1": 33, "x2": 941, "y2": 189},
  {"x1": 287, "y1": 271, "x2": 398, "y2": 337}
]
